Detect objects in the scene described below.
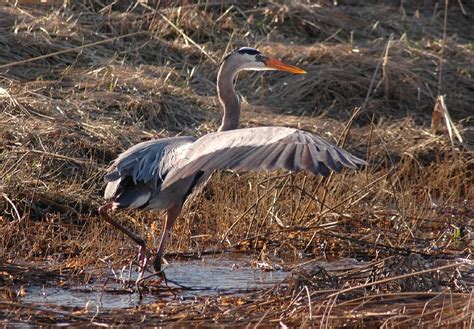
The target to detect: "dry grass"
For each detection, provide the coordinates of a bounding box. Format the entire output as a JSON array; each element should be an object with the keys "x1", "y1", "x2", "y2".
[{"x1": 0, "y1": 0, "x2": 473, "y2": 326}]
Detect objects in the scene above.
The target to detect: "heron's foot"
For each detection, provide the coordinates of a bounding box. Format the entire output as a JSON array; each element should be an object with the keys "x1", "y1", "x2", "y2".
[
  {"x1": 152, "y1": 254, "x2": 162, "y2": 273},
  {"x1": 135, "y1": 264, "x2": 168, "y2": 301},
  {"x1": 152, "y1": 255, "x2": 168, "y2": 283},
  {"x1": 157, "y1": 268, "x2": 167, "y2": 285},
  {"x1": 135, "y1": 256, "x2": 167, "y2": 284}
]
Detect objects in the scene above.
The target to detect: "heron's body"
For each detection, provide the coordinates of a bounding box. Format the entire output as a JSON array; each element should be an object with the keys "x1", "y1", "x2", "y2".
[
  {"x1": 99, "y1": 47, "x2": 367, "y2": 275},
  {"x1": 104, "y1": 136, "x2": 198, "y2": 211}
]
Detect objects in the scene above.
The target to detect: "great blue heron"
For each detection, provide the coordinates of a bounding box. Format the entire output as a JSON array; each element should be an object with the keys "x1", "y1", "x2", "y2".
[{"x1": 99, "y1": 47, "x2": 367, "y2": 275}]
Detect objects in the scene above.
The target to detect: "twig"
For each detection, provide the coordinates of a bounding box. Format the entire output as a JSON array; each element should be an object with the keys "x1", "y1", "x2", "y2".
[
  {"x1": 0, "y1": 301, "x2": 91, "y2": 321},
  {"x1": 255, "y1": 308, "x2": 271, "y2": 328},
  {"x1": 26, "y1": 154, "x2": 45, "y2": 222},
  {"x1": 327, "y1": 262, "x2": 463, "y2": 298},
  {"x1": 0, "y1": 31, "x2": 147, "y2": 70},
  {"x1": 220, "y1": 183, "x2": 278, "y2": 244},
  {"x1": 139, "y1": 3, "x2": 217, "y2": 64},
  {"x1": 305, "y1": 285, "x2": 312, "y2": 320},
  {"x1": 317, "y1": 173, "x2": 388, "y2": 219},
  {"x1": 457, "y1": 0, "x2": 467, "y2": 15},
  {"x1": 337, "y1": 291, "x2": 470, "y2": 306},
  {"x1": 382, "y1": 37, "x2": 392, "y2": 98},
  {"x1": 2, "y1": 193, "x2": 22, "y2": 222},
  {"x1": 437, "y1": 0, "x2": 449, "y2": 96},
  {"x1": 12, "y1": 149, "x2": 93, "y2": 165},
  {"x1": 418, "y1": 292, "x2": 445, "y2": 326},
  {"x1": 362, "y1": 35, "x2": 394, "y2": 110},
  {"x1": 438, "y1": 96, "x2": 464, "y2": 147},
  {"x1": 316, "y1": 230, "x2": 451, "y2": 258}
]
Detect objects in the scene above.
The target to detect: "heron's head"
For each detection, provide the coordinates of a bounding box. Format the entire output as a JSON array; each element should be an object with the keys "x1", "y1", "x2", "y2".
[{"x1": 223, "y1": 47, "x2": 306, "y2": 74}]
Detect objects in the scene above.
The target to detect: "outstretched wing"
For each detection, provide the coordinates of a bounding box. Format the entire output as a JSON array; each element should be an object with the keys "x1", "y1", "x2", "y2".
[
  {"x1": 104, "y1": 136, "x2": 196, "y2": 208},
  {"x1": 162, "y1": 127, "x2": 366, "y2": 188}
]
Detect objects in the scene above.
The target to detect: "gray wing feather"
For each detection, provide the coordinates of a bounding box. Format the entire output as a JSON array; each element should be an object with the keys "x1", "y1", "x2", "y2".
[
  {"x1": 104, "y1": 136, "x2": 196, "y2": 201},
  {"x1": 162, "y1": 127, "x2": 366, "y2": 188}
]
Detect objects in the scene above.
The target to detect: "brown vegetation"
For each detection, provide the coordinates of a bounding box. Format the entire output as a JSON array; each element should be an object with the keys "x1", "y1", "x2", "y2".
[{"x1": 0, "y1": 0, "x2": 473, "y2": 326}]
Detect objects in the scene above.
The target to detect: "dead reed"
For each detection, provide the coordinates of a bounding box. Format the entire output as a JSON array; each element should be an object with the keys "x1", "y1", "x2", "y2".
[{"x1": 0, "y1": 0, "x2": 472, "y2": 326}]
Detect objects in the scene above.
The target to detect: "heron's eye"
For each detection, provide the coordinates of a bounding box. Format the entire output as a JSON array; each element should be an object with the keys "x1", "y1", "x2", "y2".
[{"x1": 255, "y1": 54, "x2": 265, "y2": 62}]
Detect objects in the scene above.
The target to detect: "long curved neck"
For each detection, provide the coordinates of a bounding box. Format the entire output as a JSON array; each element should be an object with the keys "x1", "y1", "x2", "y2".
[{"x1": 217, "y1": 61, "x2": 241, "y2": 132}]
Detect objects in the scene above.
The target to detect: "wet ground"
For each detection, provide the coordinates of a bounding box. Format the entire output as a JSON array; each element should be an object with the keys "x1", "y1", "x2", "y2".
[
  {"x1": 18, "y1": 254, "x2": 289, "y2": 310},
  {"x1": 3, "y1": 254, "x2": 471, "y2": 327}
]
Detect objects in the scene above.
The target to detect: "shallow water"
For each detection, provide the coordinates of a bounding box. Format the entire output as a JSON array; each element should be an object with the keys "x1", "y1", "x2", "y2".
[{"x1": 20, "y1": 254, "x2": 289, "y2": 309}]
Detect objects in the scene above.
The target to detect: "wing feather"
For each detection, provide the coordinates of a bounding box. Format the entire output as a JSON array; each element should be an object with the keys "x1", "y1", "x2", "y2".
[
  {"x1": 277, "y1": 143, "x2": 298, "y2": 171},
  {"x1": 300, "y1": 144, "x2": 313, "y2": 171},
  {"x1": 103, "y1": 136, "x2": 196, "y2": 206},
  {"x1": 162, "y1": 127, "x2": 366, "y2": 188},
  {"x1": 260, "y1": 144, "x2": 287, "y2": 170}
]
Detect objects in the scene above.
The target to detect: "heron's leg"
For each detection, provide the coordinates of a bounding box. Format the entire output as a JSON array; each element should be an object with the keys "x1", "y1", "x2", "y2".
[
  {"x1": 99, "y1": 203, "x2": 148, "y2": 247},
  {"x1": 152, "y1": 204, "x2": 182, "y2": 272},
  {"x1": 99, "y1": 202, "x2": 151, "y2": 275}
]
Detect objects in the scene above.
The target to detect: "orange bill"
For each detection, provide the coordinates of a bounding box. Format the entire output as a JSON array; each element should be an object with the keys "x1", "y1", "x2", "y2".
[{"x1": 264, "y1": 58, "x2": 306, "y2": 74}]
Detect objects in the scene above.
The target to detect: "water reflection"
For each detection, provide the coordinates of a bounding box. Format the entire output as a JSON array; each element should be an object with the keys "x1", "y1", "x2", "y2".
[{"x1": 21, "y1": 254, "x2": 288, "y2": 309}]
